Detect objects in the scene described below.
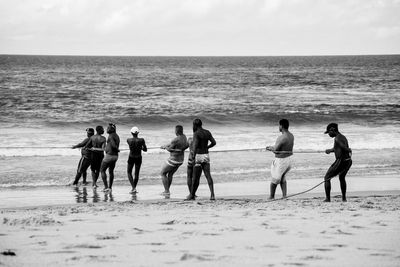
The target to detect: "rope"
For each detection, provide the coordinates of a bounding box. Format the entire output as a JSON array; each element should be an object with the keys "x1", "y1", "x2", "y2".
[
  {"x1": 265, "y1": 176, "x2": 336, "y2": 202},
  {"x1": 1, "y1": 146, "x2": 325, "y2": 154},
  {"x1": 1, "y1": 146, "x2": 71, "y2": 149}
]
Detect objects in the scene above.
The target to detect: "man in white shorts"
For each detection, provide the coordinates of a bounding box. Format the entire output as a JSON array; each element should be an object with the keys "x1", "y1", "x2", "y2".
[
  {"x1": 186, "y1": 118, "x2": 216, "y2": 201},
  {"x1": 160, "y1": 125, "x2": 189, "y2": 196},
  {"x1": 266, "y1": 119, "x2": 294, "y2": 199}
]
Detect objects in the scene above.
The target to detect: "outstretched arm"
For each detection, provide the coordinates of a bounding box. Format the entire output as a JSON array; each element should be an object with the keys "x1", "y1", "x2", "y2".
[
  {"x1": 72, "y1": 138, "x2": 89, "y2": 149},
  {"x1": 266, "y1": 136, "x2": 283, "y2": 154}
]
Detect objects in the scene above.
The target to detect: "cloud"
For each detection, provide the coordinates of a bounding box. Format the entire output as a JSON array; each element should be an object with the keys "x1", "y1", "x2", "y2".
[{"x1": 0, "y1": 0, "x2": 399, "y2": 55}]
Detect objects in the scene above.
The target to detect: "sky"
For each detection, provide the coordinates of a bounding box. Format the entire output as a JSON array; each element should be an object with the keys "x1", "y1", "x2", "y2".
[{"x1": 0, "y1": 0, "x2": 399, "y2": 56}]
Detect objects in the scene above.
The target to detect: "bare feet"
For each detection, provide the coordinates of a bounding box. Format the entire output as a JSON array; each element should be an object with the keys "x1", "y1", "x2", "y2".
[
  {"x1": 130, "y1": 188, "x2": 138, "y2": 194},
  {"x1": 323, "y1": 198, "x2": 331, "y2": 202},
  {"x1": 185, "y1": 194, "x2": 195, "y2": 201}
]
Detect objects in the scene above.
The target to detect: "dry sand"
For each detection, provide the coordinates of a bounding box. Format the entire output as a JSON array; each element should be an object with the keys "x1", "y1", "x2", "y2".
[{"x1": 1, "y1": 191, "x2": 399, "y2": 266}]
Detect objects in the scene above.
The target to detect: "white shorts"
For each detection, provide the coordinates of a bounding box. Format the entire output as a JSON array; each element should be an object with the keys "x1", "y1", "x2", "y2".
[
  {"x1": 270, "y1": 157, "x2": 293, "y2": 184},
  {"x1": 195, "y1": 154, "x2": 210, "y2": 166}
]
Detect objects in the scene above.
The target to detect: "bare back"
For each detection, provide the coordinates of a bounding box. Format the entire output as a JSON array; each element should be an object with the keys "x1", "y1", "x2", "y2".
[
  {"x1": 274, "y1": 131, "x2": 294, "y2": 158},
  {"x1": 193, "y1": 128, "x2": 216, "y2": 154}
]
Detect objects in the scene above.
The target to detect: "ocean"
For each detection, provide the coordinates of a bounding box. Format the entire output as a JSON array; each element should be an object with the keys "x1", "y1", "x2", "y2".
[{"x1": 0, "y1": 55, "x2": 399, "y2": 188}]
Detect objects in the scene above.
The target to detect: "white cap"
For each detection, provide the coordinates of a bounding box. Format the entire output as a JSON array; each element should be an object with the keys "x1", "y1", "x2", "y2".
[{"x1": 130, "y1": 126, "x2": 139, "y2": 133}]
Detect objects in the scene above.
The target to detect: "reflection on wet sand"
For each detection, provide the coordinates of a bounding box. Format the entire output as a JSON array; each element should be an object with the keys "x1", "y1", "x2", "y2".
[
  {"x1": 73, "y1": 187, "x2": 115, "y2": 204},
  {"x1": 74, "y1": 187, "x2": 87, "y2": 203}
]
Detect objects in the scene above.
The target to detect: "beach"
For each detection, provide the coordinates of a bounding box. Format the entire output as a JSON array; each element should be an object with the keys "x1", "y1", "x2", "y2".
[
  {"x1": 1, "y1": 184, "x2": 399, "y2": 267},
  {"x1": 1, "y1": 55, "x2": 399, "y2": 266}
]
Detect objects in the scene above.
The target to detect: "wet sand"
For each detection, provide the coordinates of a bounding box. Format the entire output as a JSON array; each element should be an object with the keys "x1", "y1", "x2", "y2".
[{"x1": 1, "y1": 176, "x2": 400, "y2": 209}]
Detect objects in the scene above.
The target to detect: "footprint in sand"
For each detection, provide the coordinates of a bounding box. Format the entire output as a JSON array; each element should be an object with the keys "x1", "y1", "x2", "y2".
[
  {"x1": 96, "y1": 235, "x2": 119, "y2": 240},
  {"x1": 372, "y1": 221, "x2": 388, "y2": 226},
  {"x1": 45, "y1": 250, "x2": 76, "y2": 254},
  {"x1": 302, "y1": 255, "x2": 328, "y2": 260},
  {"x1": 369, "y1": 253, "x2": 390, "y2": 257},
  {"x1": 162, "y1": 220, "x2": 177, "y2": 225},
  {"x1": 282, "y1": 262, "x2": 306, "y2": 266},
  {"x1": 330, "y1": 244, "x2": 347, "y2": 248},
  {"x1": 203, "y1": 232, "x2": 221, "y2": 236},
  {"x1": 276, "y1": 230, "x2": 288, "y2": 235},
  {"x1": 335, "y1": 229, "x2": 353, "y2": 235},
  {"x1": 64, "y1": 244, "x2": 103, "y2": 249},
  {"x1": 315, "y1": 248, "x2": 333, "y2": 252},
  {"x1": 180, "y1": 253, "x2": 214, "y2": 261},
  {"x1": 350, "y1": 225, "x2": 365, "y2": 229}
]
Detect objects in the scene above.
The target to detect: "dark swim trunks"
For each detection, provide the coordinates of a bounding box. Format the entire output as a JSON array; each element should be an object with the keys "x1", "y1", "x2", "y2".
[
  {"x1": 77, "y1": 157, "x2": 91, "y2": 174},
  {"x1": 325, "y1": 158, "x2": 352, "y2": 179},
  {"x1": 91, "y1": 152, "x2": 104, "y2": 172},
  {"x1": 128, "y1": 156, "x2": 142, "y2": 166}
]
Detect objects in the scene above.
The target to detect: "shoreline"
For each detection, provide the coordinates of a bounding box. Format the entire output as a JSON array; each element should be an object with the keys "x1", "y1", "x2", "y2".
[{"x1": 1, "y1": 175, "x2": 399, "y2": 209}]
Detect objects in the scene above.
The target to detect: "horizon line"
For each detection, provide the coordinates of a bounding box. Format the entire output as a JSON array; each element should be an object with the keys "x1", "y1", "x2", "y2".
[{"x1": 1, "y1": 53, "x2": 400, "y2": 57}]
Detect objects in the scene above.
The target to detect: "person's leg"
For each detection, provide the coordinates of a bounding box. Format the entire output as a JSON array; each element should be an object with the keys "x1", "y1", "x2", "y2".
[
  {"x1": 73, "y1": 157, "x2": 85, "y2": 185},
  {"x1": 81, "y1": 158, "x2": 91, "y2": 185},
  {"x1": 133, "y1": 158, "x2": 142, "y2": 190},
  {"x1": 324, "y1": 160, "x2": 341, "y2": 202},
  {"x1": 189, "y1": 165, "x2": 202, "y2": 200},
  {"x1": 186, "y1": 165, "x2": 193, "y2": 197},
  {"x1": 100, "y1": 161, "x2": 109, "y2": 190},
  {"x1": 108, "y1": 160, "x2": 116, "y2": 189},
  {"x1": 167, "y1": 165, "x2": 179, "y2": 189},
  {"x1": 280, "y1": 178, "x2": 287, "y2": 198},
  {"x1": 202, "y1": 163, "x2": 215, "y2": 200},
  {"x1": 82, "y1": 171, "x2": 87, "y2": 184},
  {"x1": 92, "y1": 160, "x2": 100, "y2": 188},
  {"x1": 279, "y1": 166, "x2": 291, "y2": 198},
  {"x1": 339, "y1": 160, "x2": 352, "y2": 202},
  {"x1": 269, "y1": 182, "x2": 278, "y2": 199},
  {"x1": 91, "y1": 170, "x2": 97, "y2": 187},
  {"x1": 127, "y1": 163, "x2": 134, "y2": 189},
  {"x1": 73, "y1": 172, "x2": 82, "y2": 186},
  {"x1": 324, "y1": 175, "x2": 332, "y2": 202},
  {"x1": 161, "y1": 162, "x2": 174, "y2": 194}
]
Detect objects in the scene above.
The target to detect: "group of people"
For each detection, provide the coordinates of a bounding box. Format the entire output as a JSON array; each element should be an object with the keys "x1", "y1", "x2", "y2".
[
  {"x1": 72, "y1": 118, "x2": 352, "y2": 202},
  {"x1": 72, "y1": 118, "x2": 217, "y2": 200},
  {"x1": 72, "y1": 123, "x2": 119, "y2": 193}
]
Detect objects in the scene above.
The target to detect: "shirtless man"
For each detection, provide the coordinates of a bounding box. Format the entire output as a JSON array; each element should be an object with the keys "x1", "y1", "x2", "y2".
[
  {"x1": 100, "y1": 123, "x2": 120, "y2": 192},
  {"x1": 266, "y1": 119, "x2": 294, "y2": 199},
  {"x1": 186, "y1": 118, "x2": 216, "y2": 200},
  {"x1": 160, "y1": 125, "x2": 189, "y2": 196},
  {"x1": 324, "y1": 123, "x2": 352, "y2": 202},
  {"x1": 86, "y1": 125, "x2": 106, "y2": 188},
  {"x1": 72, "y1": 128, "x2": 94, "y2": 186},
  {"x1": 127, "y1": 126, "x2": 147, "y2": 194}
]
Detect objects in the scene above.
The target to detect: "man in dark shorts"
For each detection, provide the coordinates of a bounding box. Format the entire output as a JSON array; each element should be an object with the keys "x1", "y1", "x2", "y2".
[
  {"x1": 100, "y1": 123, "x2": 120, "y2": 192},
  {"x1": 186, "y1": 118, "x2": 216, "y2": 200},
  {"x1": 127, "y1": 126, "x2": 147, "y2": 194},
  {"x1": 160, "y1": 125, "x2": 188, "y2": 196},
  {"x1": 324, "y1": 123, "x2": 352, "y2": 202},
  {"x1": 86, "y1": 125, "x2": 106, "y2": 188},
  {"x1": 71, "y1": 128, "x2": 94, "y2": 186}
]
